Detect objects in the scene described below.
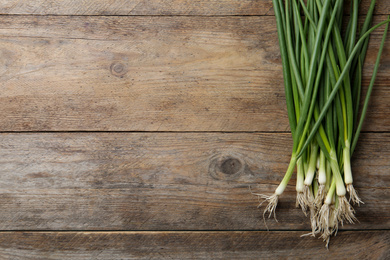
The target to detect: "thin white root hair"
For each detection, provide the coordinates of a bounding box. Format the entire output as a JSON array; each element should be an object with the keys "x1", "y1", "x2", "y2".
[
  {"x1": 337, "y1": 196, "x2": 357, "y2": 224},
  {"x1": 346, "y1": 184, "x2": 364, "y2": 206},
  {"x1": 329, "y1": 206, "x2": 339, "y2": 237},
  {"x1": 317, "y1": 203, "x2": 330, "y2": 235},
  {"x1": 296, "y1": 192, "x2": 308, "y2": 216},
  {"x1": 249, "y1": 187, "x2": 279, "y2": 229},
  {"x1": 300, "y1": 206, "x2": 319, "y2": 238},
  {"x1": 314, "y1": 184, "x2": 326, "y2": 209},
  {"x1": 298, "y1": 185, "x2": 314, "y2": 218},
  {"x1": 321, "y1": 233, "x2": 331, "y2": 249},
  {"x1": 300, "y1": 232, "x2": 314, "y2": 237},
  {"x1": 258, "y1": 193, "x2": 279, "y2": 221},
  {"x1": 318, "y1": 205, "x2": 337, "y2": 249},
  {"x1": 303, "y1": 185, "x2": 315, "y2": 207},
  {"x1": 309, "y1": 206, "x2": 318, "y2": 237}
]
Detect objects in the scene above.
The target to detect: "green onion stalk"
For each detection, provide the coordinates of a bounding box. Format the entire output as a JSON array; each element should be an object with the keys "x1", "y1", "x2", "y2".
[{"x1": 254, "y1": 0, "x2": 389, "y2": 247}]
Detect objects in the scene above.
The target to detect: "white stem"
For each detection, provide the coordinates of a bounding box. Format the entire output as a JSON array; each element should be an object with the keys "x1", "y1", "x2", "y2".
[
  {"x1": 343, "y1": 140, "x2": 353, "y2": 184},
  {"x1": 329, "y1": 150, "x2": 346, "y2": 197},
  {"x1": 316, "y1": 156, "x2": 320, "y2": 170},
  {"x1": 318, "y1": 150, "x2": 326, "y2": 185},
  {"x1": 324, "y1": 176, "x2": 336, "y2": 205},
  {"x1": 325, "y1": 194, "x2": 333, "y2": 205},
  {"x1": 325, "y1": 159, "x2": 331, "y2": 191},
  {"x1": 275, "y1": 184, "x2": 285, "y2": 195},
  {"x1": 275, "y1": 154, "x2": 298, "y2": 195},
  {"x1": 296, "y1": 158, "x2": 304, "y2": 192},
  {"x1": 304, "y1": 143, "x2": 319, "y2": 186},
  {"x1": 324, "y1": 187, "x2": 334, "y2": 205}
]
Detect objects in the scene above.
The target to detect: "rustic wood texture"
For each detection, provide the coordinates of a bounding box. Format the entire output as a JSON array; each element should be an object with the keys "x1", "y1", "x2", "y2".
[
  {"x1": 0, "y1": 132, "x2": 388, "y2": 230},
  {"x1": 0, "y1": 0, "x2": 389, "y2": 15},
  {"x1": 0, "y1": 15, "x2": 389, "y2": 132},
  {"x1": 0, "y1": 231, "x2": 388, "y2": 259},
  {"x1": 1, "y1": 0, "x2": 389, "y2": 257}
]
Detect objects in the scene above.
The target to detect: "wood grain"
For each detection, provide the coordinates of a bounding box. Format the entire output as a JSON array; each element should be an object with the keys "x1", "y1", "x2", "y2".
[
  {"x1": 0, "y1": 0, "x2": 388, "y2": 256},
  {"x1": 0, "y1": 0, "x2": 272, "y2": 16},
  {"x1": 0, "y1": 15, "x2": 389, "y2": 132},
  {"x1": 0, "y1": 0, "x2": 389, "y2": 15},
  {"x1": 0, "y1": 132, "x2": 388, "y2": 230},
  {"x1": 0, "y1": 231, "x2": 388, "y2": 259}
]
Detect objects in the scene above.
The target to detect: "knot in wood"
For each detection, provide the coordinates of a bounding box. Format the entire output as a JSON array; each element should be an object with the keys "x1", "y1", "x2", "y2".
[
  {"x1": 110, "y1": 62, "x2": 127, "y2": 77},
  {"x1": 209, "y1": 154, "x2": 245, "y2": 181},
  {"x1": 220, "y1": 158, "x2": 242, "y2": 175}
]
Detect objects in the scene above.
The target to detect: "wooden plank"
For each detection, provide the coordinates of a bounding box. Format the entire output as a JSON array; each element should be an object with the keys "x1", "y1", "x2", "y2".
[
  {"x1": 0, "y1": 15, "x2": 389, "y2": 132},
  {"x1": 0, "y1": 0, "x2": 389, "y2": 15},
  {"x1": 0, "y1": 132, "x2": 388, "y2": 230},
  {"x1": 0, "y1": 231, "x2": 388, "y2": 259},
  {"x1": 0, "y1": 0, "x2": 272, "y2": 16}
]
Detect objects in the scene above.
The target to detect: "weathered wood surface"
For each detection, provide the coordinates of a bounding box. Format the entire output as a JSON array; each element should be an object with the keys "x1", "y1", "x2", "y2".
[
  {"x1": 0, "y1": 15, "x2": 389, "y2": 132},
  {"x1": 0, "y1": 0, "x2": 389, "y2": 257},
  {"x1": 0, "y1": 0, "x2": 389, "y2": 15},
  {"x1": 0, "y1": 231, "x2": 388, "y2": 259},
  {"x1": 0, "y1": 132, "x2": 388, "y2": 230}
]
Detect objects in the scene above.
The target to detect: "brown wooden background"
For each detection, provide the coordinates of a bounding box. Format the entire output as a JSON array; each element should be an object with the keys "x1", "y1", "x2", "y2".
[{"x1": 0, "y1": 0, "x2": 389, "y2": 259}]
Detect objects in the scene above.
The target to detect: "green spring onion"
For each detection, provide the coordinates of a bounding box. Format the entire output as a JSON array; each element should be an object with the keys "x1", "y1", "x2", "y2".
[{"x1": 253, "y1": 0, "x2": 389, "y2": 247}]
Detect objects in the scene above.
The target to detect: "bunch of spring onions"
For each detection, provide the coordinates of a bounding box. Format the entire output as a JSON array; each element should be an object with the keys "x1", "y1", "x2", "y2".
[{"x1": 255, "y1": 0, "x2": 389, "y2": 246}]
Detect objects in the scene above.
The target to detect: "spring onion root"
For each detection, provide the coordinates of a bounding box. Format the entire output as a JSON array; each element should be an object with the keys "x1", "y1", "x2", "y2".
[{"x1": 254, "y1": 0, "x2": 389, "y2": 247}]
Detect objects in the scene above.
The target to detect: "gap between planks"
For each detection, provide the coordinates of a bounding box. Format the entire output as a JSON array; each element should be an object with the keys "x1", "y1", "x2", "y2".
[
  {"x1": 0, "y1": 130, "x2": 389, "y2": 133},
  {"x1": 0, "y1": 229, "x2": 388, "y2": 234}
]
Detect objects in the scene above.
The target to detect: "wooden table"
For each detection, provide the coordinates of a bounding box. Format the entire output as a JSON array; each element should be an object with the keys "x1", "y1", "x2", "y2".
[{"x1": 0, "y1": 1, "x2": 389, "y2": 259}]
